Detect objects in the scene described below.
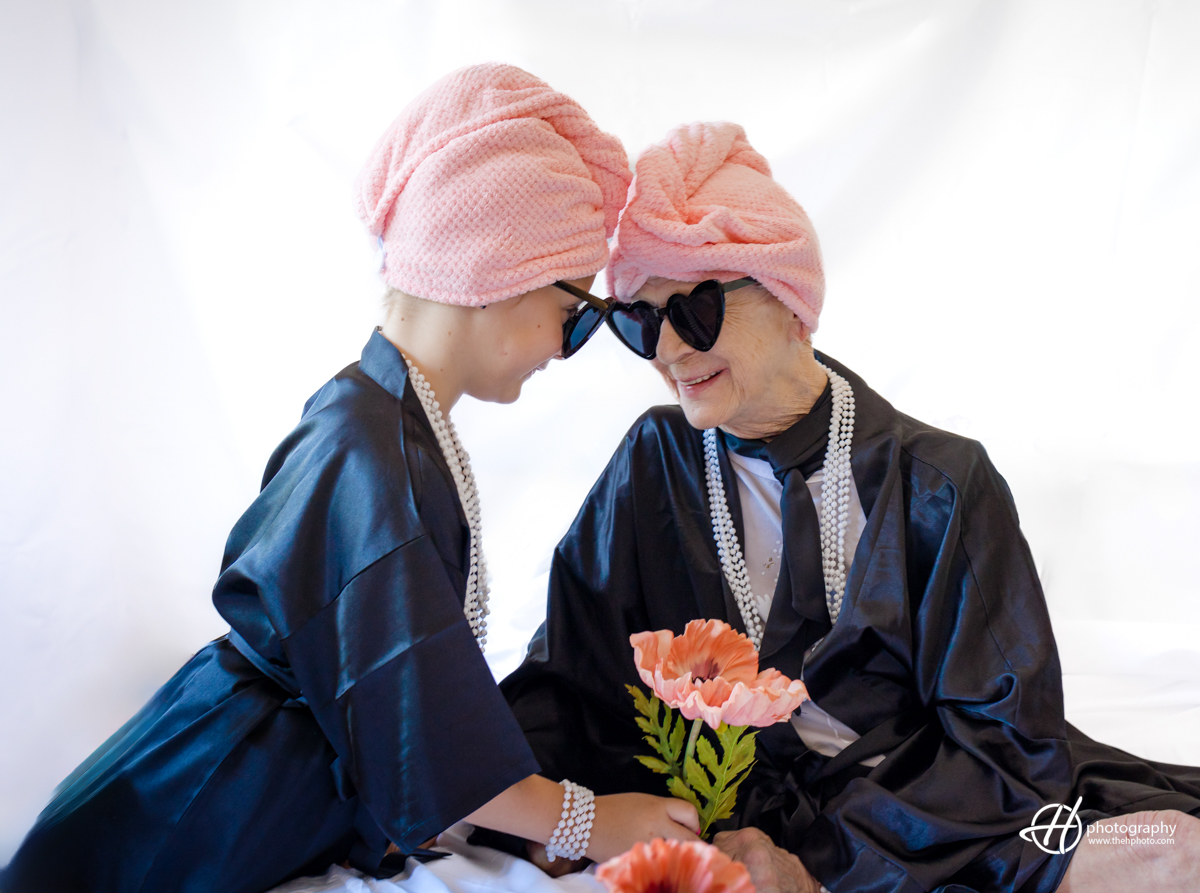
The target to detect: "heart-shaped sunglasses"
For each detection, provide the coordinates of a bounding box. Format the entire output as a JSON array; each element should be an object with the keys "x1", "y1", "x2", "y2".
[{"x1": 554, "y1": 277, "x2": 757, "y2": 360}]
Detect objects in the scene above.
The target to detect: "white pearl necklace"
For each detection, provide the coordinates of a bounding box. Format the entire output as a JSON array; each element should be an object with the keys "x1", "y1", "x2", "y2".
[
  {"x1": 704, "y1": 433, "x2": 764, "y2": 647},
  {"x1": 703, "y1": 364, "x2": 855, "y2": 649},
  {"x1": 402, "y1": 355, "x2": 489, "y2": 649}
]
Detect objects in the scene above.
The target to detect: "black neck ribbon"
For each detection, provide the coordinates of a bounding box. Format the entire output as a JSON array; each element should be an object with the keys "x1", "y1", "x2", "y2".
[{"x1": 721, "y1": 381, "x2": 834, "y2": 658}]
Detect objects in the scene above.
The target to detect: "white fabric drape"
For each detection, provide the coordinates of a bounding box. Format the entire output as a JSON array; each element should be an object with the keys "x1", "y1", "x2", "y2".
[
  {"x1": 2, "y1": 0, "x2": 1199, "y2": 864},
  {"x1": 271, "y1": 825, "x2": 604, "y2": 893}
]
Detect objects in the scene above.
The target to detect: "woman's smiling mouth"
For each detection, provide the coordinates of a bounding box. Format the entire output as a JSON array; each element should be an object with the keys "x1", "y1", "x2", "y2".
[{"x1": 677, "y1": 369, "x2": 724, "y2": 393}]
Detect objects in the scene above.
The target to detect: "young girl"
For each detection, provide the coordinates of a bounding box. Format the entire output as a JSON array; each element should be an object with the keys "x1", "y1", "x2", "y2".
[{"x1": 0, "y1": 63, "x2": 698, "y2": 893}]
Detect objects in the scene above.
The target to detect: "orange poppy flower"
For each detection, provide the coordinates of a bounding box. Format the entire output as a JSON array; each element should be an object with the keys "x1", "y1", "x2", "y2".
[
  {"x1": 595, "y1": 838, "x2": 756, "y2": 893},
  {"x1": 630, "y1": 619, "x2": 808, "y2": 730}
]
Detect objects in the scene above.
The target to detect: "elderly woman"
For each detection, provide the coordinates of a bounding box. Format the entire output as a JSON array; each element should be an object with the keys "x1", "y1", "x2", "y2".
[{"x1": 501, "y1": 123, "x2": 1200, "y2": 892}]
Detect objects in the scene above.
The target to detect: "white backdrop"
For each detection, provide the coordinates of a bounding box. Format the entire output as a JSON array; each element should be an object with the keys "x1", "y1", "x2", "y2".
[{"x1": 2, "y1": 0, "x2": 1199, "y2": 863}]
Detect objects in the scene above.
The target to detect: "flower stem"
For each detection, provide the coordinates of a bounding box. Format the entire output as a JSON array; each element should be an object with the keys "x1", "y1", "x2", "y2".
[{"x1": 683, "y1": 718, "x2": 704, "y2": 767}]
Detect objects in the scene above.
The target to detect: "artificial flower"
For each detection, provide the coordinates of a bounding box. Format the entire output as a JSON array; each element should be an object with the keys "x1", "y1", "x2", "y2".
[
  {"x1": 630, "y1": 619, "x2": 808, "y2": 730},
  {"x1": 596, "y1": 838, "x2": 756, "y2": 893}
]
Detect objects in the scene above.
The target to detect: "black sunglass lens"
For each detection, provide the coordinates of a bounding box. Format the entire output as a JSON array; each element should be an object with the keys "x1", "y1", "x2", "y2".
[
  {"x1": 669, "y1": 281, "x2": 724, "y2": 350},
  {"x1": 563, "y1": 305, "x2": 605, "y2": 356},
  {"x1": 609, "y1": 306, "x2": 661, "y2": 358}
]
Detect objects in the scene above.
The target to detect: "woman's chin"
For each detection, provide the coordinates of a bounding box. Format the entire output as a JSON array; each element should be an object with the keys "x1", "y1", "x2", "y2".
[{"x1": 678, "y1": 398, "x2": 729, "y2": 432}]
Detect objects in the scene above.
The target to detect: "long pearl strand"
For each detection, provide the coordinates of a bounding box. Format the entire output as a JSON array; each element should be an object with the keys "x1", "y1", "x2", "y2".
[
  {"x1": 703, "y1": 364, "x2": 855, "y2": 647},
  {"x1": 402, "y1": 355, "x2": 490, "y2": 649},
  {"x1": 818, "y1": 368, "x2": 855, "y2": 623},
  {"x1": 704, "y1": 433, "x2": 764, "y2": 648}
]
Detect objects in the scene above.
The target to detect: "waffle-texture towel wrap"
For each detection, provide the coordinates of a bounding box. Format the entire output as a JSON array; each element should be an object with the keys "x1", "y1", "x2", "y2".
[
  {"x1": 607, "y1": 122, "x2": 824, "y2": 332},
  {"x1": 355, "y1": 63, "x2": 631, "y2": 306}
]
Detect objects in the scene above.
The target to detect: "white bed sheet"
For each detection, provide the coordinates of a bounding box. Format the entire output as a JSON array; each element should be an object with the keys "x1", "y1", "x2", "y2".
[
  {"x1": 274, "y1": 620, "x2": 1200, "y2": 893},
  {"x1": 1057, "y1": 620, "x2": 1200, "y2": 767},
  {"x1": 272, "y1": 825, "x2": 602, "y2": 893}
]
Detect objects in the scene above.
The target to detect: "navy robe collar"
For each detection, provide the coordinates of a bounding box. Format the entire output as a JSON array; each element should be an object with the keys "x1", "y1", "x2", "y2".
[{"x1": 359, "y1": 329, "x2": 411, "y2": 402}]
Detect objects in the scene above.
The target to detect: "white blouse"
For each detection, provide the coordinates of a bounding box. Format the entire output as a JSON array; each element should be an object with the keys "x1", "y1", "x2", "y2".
[{"x1": 727, "y1": 450, "x2": 882, "y2": 767}]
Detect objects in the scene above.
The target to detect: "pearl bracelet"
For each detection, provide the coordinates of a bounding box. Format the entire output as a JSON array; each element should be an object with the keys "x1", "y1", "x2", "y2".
[{"x1": 545, "y1": 779, "x2": 595, "y2": 862}]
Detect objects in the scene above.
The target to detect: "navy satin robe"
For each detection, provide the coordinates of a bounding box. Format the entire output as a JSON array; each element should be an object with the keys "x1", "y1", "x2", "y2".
[
  {"x1": 501, "y1": 353, "x2": 1200, "y2": 893},
  {"x1": 2, "y1": 331, "x2": 540, "y2": 893}
]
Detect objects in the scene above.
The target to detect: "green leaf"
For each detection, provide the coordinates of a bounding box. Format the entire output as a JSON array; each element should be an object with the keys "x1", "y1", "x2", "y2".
[
  {"x1": 726, "y1": 731, "x2": 757, "y2": 777},
  {"x1": 695, "y1": 733, "x2": 720, "y2": 775},
  {"x1": 631, "y1": 684, "x2": 689, "y2": 781},
  {"x1": 729, "y1": 766, "x2": 754, "y2": 796},
  {"x1": 711, "y1": 766, "x2": 754, "y2": 821},
  {"x1": 654, "y1": 705, "x2": 670, "y2": 743},
  {"x1": 684, "y1": 756, "x2": 714, "y2": 799},
  {"x1": 710, "y1": 794, "x2": 736, "y2": 822},
  {"x1": 645, "y1": 736, "x2": 672, "y2": 760},
  {"x1": 717, "y1": 723, "x2": 745, "y2": 750},
  {"x1": 711, "y1": 794, "x2": 739, "y2": 822},
  {"x1": 668, "y1": 775, "x2": 702, "y2": 810},
  {"x1": 668, "y1": 710, "x2": 686, "y2": 758},
  {"x1": 635, "y1": 755, "x2": 674, "y2": 775},
  {"x1": 627, "y1": 684, "x2": 653, "y2": 719},
  {"x1": 689, "y1": 723, "x2": 761, "y2": 839}
]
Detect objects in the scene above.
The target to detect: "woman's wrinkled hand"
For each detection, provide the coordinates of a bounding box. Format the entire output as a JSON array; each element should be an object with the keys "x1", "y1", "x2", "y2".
[{"x1": 713, "y1": 827, "x2": 823, "y2": 893}]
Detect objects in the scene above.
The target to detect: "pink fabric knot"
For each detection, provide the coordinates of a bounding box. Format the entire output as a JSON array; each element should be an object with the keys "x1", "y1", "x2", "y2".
[
  {"x1": 607, "y1": 121, "x2": 824, "y2": 332},
  {"x1": 354, "y1": 63, "x2": 631, "y2": 305}
]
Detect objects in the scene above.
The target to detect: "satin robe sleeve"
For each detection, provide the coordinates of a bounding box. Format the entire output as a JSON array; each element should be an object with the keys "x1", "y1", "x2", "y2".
[
  {"x1": 797, "y1": 439, "x2": 1073, "y2": 893},
  {"x1": 213, "y1": 391, "x2": 540, "y2": 853}
]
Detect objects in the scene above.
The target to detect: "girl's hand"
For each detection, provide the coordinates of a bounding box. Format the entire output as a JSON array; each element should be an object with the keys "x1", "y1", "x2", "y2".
[
  {"x1": 466, "y1": 775, "x2": 698, "y2": 873},
  {"x1": 583, "y1": 792, "x2": 700, "y2": 863}
]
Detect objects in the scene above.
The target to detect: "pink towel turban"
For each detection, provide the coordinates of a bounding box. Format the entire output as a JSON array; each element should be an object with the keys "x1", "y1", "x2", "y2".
[
  {"x1": 355, "y1": 63, "x2": 631, "y2": 306},
  {"x1": 607, "y1": 122, "x2": 824, "y2": 332}
]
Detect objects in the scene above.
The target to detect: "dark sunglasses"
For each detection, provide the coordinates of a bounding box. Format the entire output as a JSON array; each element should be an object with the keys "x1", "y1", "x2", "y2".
[
  {"x1": 553, "y1": 280, "x2": 612, "y2": 358},
  {"x1": 605, "y1": 277, "x2": 757, "y2": 360}
]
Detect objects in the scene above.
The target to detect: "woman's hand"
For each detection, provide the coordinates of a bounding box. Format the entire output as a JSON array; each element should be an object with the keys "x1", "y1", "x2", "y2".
[
  {"x1": 583, "y1": 792, "x2": 700, "y2": 863},
  {"x1": 713, "y1": 828, "x2": 823, "y2": 893}
]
